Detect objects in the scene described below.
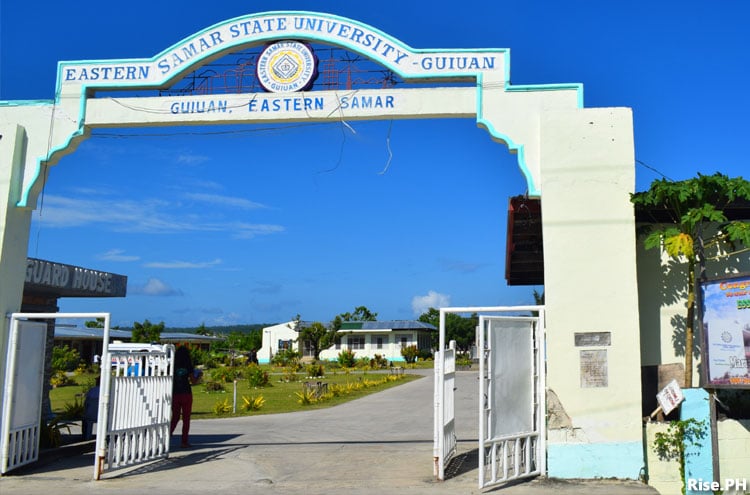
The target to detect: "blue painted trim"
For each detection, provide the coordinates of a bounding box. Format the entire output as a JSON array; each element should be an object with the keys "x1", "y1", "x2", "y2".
[
  {"x1": 0, "y1": 99, "x2": 55, "y2": 106},
  {"x1": 506, "y1": 83, "x2": 585, "y2": 109},
  {"x1": 547, "y1": 441, "x2": 644, "y2": 479},
  {"x1": 680, "y1": 389, "x2": 712, "y2": 495}
]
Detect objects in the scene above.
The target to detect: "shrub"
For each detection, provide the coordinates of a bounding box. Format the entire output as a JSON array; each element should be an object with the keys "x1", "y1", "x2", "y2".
[
  {"x1": 189, "y1": 347, "x2": 207, "y2": 366},
  {"x1": 212, "y1": 398, "x2": 232, "y2": 415},
  {"x1": 400, "y1": 345, "x2": 419, "y2": 364},
  {"x1": 356, "y1": 357, "x2": 371, "y2": 369},
  {"x1": 51, "y1": 345, "x2": 81, "y2": 372},
  {"x1": 418, "y1": 349, "x2": 433, "y2": 361},
  {"x1": 203, "y1": 381, "x2": 225, "y2": 392},
  {"x1": 60, "y1": 396, "x2": 84, "y2": 420},
  {"x1": 40, "y1": 417, "x2": 72, "y2": 448},
  {"x1": 210, "y1": 366, "x2": 242, "y2": 383},
  {"x1": 369, "y1": 354, "x2": 389, "y2": 369},
  {"x1": 306, "y1": 363, "x2": 324, "y2": 378},
  {"x1": 282, "y1": 366, "x2": 300, "y2": 382},
  {"x1": 50, "y1": 370, "x2": 73, "y2": 388},
  {"x1": 337, "y1": 349, "x2": 356, "y2": 368},
  {"x1": 296, "y1": 388, "x2": 317, "y2": 405},
  {"x1": 247, "y1": 365, "x2": 270, "y2": 388},
  {"x1": 272, "y1": 348, "x2": 301, "y2": 367},
  {"x1": 456, "y1": 352, "x2": 473, "y2": 367},
  {"x1": 241, "y1": 395, "x2": 265, "y2": 411},
  {"x1": 202, "y1": 355, "x2": 219, "y2": 369}
]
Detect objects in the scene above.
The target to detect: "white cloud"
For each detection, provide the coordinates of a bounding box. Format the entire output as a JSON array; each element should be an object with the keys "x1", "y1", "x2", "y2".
[
  {"x1": 232, "y1": 222, "x2": 286, "y2": 239},
  {"x1": 144, "y1": 258, "x2": 222, "y2": 269},
  {"x1": 34, "y1": 194, "x2": 285, "y2": 238},
  {"x1": 438, "y1": 258, "x2": 487, "y2": 273},
  {"x1": 184, "y1": 192, "x2": 268, "y2": 210},
  {"x1": 129, "y1": 278, "x2": 183, "y2": 296},
  {"x1": 411, "y1": 290, "x2": 451, "y2": 316},
  {"x1": 98, "y1": 249, "x2": 140, "y2": 262},
  {"x1": 175, "y1": 153, "x2": 210, "y2": 165}
]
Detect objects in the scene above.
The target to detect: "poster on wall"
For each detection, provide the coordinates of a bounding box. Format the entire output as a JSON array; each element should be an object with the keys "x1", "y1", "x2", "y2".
[{"x1": 701, "y1": 273, "x2": 750, "y2": 388}]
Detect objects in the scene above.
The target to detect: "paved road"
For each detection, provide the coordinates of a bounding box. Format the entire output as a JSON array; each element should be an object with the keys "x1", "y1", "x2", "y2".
[{"x1": 0, "y1": 369, "x2": 658, "y2": 494}]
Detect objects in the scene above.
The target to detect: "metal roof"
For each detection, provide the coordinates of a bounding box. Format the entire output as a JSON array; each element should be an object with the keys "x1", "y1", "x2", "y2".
[
  {"x1": 339, "y1": 320, "x2": 436, "y2": 331},
  {"x1": 54, "y1": 327, "x2": 220, "y2": 342}
]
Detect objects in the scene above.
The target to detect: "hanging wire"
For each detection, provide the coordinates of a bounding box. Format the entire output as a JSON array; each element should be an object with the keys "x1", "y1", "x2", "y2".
[{"x1": 377, "y1": 120, "x2": 394, "y2": 175}]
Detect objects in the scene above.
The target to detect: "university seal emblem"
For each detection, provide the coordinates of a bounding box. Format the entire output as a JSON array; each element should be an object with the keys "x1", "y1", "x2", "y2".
[{"x1": 256, "y1": 40, "x2": 318, "y2": 93}]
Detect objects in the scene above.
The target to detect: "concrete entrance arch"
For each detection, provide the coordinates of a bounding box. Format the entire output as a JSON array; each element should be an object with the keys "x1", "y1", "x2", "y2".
[{"x1": 0, "y1": 11, "x2": 642, "y2": 479}]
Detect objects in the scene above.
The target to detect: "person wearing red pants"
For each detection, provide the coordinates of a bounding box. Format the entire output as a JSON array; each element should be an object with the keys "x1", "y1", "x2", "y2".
[{"x1": 170, "y1": 346, "x2": 198, "y2": 448}]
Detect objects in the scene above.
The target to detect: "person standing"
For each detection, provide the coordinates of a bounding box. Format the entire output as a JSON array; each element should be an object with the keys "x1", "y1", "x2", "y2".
[{"x1": 170, "y1": 346, "x2": 196, "y2": 448}]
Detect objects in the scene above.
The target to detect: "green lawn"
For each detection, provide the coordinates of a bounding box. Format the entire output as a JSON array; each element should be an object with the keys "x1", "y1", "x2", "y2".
[{"x1": 50, "y1": 366, "x2": 425, "y2": 419}]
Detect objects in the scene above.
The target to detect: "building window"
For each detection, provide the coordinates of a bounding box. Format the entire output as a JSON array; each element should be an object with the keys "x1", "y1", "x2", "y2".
[
  {"x1": 278, "y1": 339, "x2": 293, "y2": 351},
  {"x1": 348, "y1": 336, "x2": 365, "y2": 350},
  {"x1": 302, "y1": 340, "x2": 315, "y2": 357},
  {"x1": 375, "y1": 335, "x2": 387, "y2": 349},
  {"x1": 397, "y1": 335, "x2": 409, "y2": 348},
  {"x1": 335, "y1": 337, "x2": 341, "y2": 350}
]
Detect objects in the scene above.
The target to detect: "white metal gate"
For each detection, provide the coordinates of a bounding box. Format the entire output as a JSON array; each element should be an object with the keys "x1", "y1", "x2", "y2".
[
  {"x1": 433, "y1": 339, "x2": 456, "y2": 479},
  {"x1": 1, "y1": 312, "x2": 117, "y2": 474},
  {"x1": 94, "y1": 344, "x2": 174, "y2": 479},
  {"x1": 0, "y1": 317, "x2": 47, "y2": 474},
  {"x1": 478, "y1": 314, "x2": 545, "y2": 489}
]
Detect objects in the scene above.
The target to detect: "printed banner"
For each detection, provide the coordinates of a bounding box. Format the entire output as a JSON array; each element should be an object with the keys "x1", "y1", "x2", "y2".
[{"x1": 702, "y1": 274, "x2": 750, "y2": 387}]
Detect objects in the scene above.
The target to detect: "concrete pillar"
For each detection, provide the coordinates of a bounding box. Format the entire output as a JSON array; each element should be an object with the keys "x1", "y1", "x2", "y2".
[
  {"x1": 0, "y1": 124, "x2": 35, "y2": 421},
  {"x1": 539, "y1": 108, "x2": 644, "y2": 478}
]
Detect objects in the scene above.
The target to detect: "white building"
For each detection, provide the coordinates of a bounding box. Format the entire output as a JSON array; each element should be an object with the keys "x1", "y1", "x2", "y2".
[{"x1": 258, "y1": 320, "x2": 436, "y2": 364}]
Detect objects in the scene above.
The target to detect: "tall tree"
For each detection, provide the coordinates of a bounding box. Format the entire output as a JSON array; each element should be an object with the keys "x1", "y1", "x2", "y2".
[
  {"x1": 131, "y1": 319, "x2": 164, "y2": 343},
  {"x1": 339, "y1": 306, "x2": 378, "y2": 321},
  {"x1": 418, "y1": 308, "x2": 477, "y2": 352},
  {"x1": 631, "y1": 172, "x2": 750, "y2": 387},
  {"x1": 85, "y1": 317, "x2": 105, "y2": 328},
  {"x1": 295, "y1": 315, "x2": 342, "y2": 360}
]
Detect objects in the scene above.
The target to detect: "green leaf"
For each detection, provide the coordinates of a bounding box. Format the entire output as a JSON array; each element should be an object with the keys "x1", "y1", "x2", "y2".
[
  {"x1": 664, "y1": 233, "x2": 694, "y2": 259},
  {"x1": 724, "y1": 221, "x2": 750, "y2": 246}
]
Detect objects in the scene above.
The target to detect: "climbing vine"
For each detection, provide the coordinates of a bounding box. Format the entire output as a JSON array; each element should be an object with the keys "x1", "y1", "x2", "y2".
[{"x1": 652, "y1": 418, "x2": 708, "y2": 495}]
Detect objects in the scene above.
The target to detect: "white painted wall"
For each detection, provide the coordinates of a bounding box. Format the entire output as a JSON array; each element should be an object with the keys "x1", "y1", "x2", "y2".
[
  {"x1": 258, "y1": 321, "x2": 298, "y2": 364},
  {"x1": 318, "y1": 330, "x2": 423, "y2": 362}
]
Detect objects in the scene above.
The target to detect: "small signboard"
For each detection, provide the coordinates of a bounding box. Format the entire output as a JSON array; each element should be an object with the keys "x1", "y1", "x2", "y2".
[{"x1": 656, "y1": 379, "x2": 684, "y2": 415}]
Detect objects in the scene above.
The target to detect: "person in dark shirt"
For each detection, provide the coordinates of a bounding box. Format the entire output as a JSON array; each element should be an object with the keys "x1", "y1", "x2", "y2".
[{"x1": 170, "y1": 346, "x2": 197, "y2": 448}]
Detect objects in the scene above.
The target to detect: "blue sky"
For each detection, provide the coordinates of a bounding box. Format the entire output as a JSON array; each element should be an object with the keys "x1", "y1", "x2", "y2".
[{"x1": 2, "y1": 1, "x2": 749, "y2": 328}]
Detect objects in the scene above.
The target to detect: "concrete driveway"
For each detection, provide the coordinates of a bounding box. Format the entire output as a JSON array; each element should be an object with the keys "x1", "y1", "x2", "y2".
[{"x1": 0, "y1": 369, "x2": 657, "y2": 494}]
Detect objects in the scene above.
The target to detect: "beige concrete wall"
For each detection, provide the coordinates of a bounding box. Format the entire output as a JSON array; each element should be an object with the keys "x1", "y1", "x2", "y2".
[
  {"x1": 0, "y1": 124, "x2": 35, "y2": 422},
  {"x1": 540, "y1": 108, "x2": 642, "y2": 440},
  {"x1": 718, "y1": 418, "x2": 750, "y2": 481}
]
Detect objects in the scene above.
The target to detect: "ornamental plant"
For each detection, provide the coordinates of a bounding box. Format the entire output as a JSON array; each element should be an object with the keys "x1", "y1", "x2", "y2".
[{"x1": 337, "y1": 349, "x2": 356, "y2": 368}]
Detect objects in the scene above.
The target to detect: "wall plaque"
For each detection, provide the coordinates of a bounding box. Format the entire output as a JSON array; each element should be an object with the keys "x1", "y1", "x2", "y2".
[
  {"x1": 580, "y1": 349, "x2": 608, "y2": 388},
  {"x1": 574, "y1": 332, "x2": 611, "y2": 347}
]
